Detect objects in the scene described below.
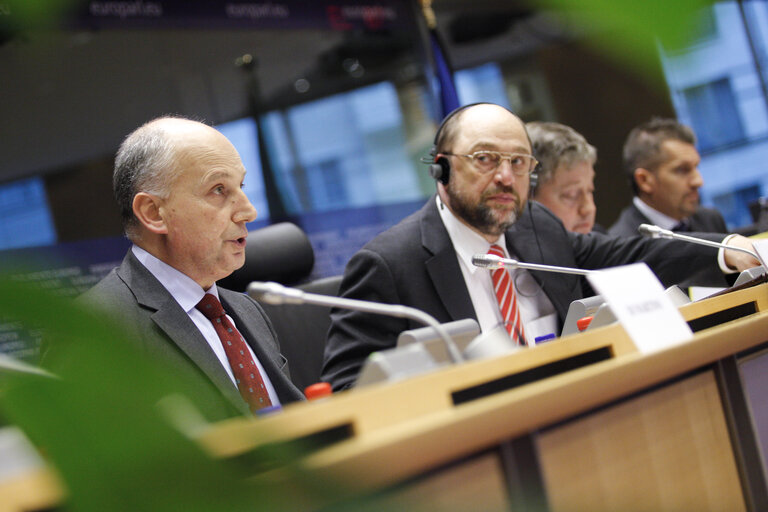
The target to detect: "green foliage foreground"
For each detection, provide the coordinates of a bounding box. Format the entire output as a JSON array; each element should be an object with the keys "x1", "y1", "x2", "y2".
[{"x1": 0, "y1": 274, "x2": 298, "y2": 511}]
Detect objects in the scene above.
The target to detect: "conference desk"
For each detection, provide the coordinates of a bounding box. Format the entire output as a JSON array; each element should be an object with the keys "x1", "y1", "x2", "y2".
[
  {"x1": 198, "y1": 281, "x2": 768, "y2": 511},
  {"x1": 3, "y1": 282, "x2": 768, "y2": 511}
]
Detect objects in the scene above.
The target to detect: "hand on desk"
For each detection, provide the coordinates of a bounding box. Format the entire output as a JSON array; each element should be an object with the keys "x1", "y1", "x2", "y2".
[{"x1": 724, "y1": 235, "x2": 761, "y2": 271}]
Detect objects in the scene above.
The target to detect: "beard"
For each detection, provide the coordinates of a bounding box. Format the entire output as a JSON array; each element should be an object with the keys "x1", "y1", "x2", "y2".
[
  {"x1": 445, "y1": 182, "x2": 524, "y2": 237},
  {"x1": 680, "y1": 191, "x2": 700, "y2": 218}
]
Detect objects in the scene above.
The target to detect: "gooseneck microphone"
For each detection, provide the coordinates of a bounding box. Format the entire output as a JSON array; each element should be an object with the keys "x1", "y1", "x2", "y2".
[
  {"x1": 472, "y1": 254, "x2": 596, "y2": 276},
  {"x1": 637, "y1": 224, "x2": 759, "y2": 260},
  {"x1": 246, "y1": 281, "x2": 464, "y2": 363}
]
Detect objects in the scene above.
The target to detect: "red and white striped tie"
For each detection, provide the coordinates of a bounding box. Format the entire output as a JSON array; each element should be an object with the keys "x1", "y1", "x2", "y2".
[{"x1": 488, "y1": 244, "x2": 526, "y2": 345}]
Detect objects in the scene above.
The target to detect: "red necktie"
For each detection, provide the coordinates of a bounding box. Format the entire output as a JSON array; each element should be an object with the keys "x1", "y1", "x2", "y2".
[
  {"x1": 488, "y1": 244, "x2": 526, "y2": 345},
  {"x1": 196, "y1": 294, "x2": 272, "y2": 413}
]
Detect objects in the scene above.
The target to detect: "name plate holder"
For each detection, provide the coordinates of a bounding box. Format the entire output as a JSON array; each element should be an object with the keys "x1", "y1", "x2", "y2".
[{"x1": 587, "y1": 263, "x2": 693, "y2": 353}]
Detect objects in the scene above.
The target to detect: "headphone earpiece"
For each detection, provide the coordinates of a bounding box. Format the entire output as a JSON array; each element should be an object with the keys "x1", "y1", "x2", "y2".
[
  {"x1": 528, "y1": 160, "x2": 541, "y2": 197},
  {"x1": 425, "y1": 102, "x2": 517, "y2": 186},
  {"x1": 529, "y1": 170, "x2": 539, "y2": 194},
  {"x1": 429, "y1": 155, "x2": 451, "y2": 185}
]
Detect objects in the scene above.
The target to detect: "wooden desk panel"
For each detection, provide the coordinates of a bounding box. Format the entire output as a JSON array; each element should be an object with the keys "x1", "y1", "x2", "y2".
[
  {"x1": 680, "y1": 281, "x2": 768, "y2": 324},
  {"x1": 537, "y1": 370, "x2": 744, "y2": 512},
  {"x1": 0, "y1": 468, "x2": 64, "y2": 512},
  {"x1": 292, "y1": 313, "x2": 768, "y2": 503},
  {"x1": 370, "y1": 451, "x2": 510, "y2": 512}
]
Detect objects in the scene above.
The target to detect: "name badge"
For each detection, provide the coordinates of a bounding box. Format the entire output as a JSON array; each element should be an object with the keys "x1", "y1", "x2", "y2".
[{"x1": 587, "y1": 263, "x2": 693, "y2": 353}]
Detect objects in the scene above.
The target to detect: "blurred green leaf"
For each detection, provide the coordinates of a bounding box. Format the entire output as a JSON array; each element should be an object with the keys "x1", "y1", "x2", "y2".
[
  {"x1": 0, "y1": 267, "x2": 402, "y2": 511},
  {"x1": 536, "y1": 0, "x2": 715, "y2": 85},
  {"x1": 0, "y1": 272, "x2": 307, "y2": 511}
]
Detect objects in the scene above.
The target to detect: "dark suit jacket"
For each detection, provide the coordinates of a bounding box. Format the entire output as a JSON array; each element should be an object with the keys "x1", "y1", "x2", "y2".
[
  {"x1": 322, "y1": 197, "x2": 728, "y2": 390},
  {"x1": 72, "y1": 250, "x2": 304, "y2": 420},
  {"x1": 608, "y1": 202, "x2": 727, "y2": 238},
  {"x1": 609, "y1": 202, "x2": 731, "y2": 287}
]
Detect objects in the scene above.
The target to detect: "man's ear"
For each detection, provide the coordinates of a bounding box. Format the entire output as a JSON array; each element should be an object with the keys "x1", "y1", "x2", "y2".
[
  {"x1": 634, "y1": 167, "x2": 656, "y2": 196},
  {"x1": 132, "y1": 192, "x2": 167, "y2": 234}
]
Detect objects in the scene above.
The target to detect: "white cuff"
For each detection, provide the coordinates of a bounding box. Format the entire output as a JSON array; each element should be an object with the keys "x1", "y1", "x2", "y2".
[{"x1": 718, "y1": 234, "x2": 739, "y2": 274}]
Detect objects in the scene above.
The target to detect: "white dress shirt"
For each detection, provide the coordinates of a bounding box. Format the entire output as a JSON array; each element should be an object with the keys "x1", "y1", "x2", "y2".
[
  {"x1": 131, "y1": 245, "x2": 280, "y2": 405},
  {"x1": 633, "y1": 196, "x2": 679, "y2": 230},
  {"x1": 634, "y1": 197, "x2": 738, "y2": 274},
  {"x1": 436, "y1": 196, "x2": 558, "y2": 345}
]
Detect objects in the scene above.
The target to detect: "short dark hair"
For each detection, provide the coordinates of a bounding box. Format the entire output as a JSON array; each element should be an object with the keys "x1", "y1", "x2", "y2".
[
  {"x1": 113, "y1": 117, "x2": 181, "y2": 240},
  {"x1": 526, "y1": 121, "x2": 597, "y2": 189},
  {"x1": 623, "y1": 118, "x2": 696, "y2": 195}
]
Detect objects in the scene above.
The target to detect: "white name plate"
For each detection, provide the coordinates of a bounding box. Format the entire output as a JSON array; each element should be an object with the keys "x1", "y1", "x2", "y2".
[{"x1": 587, "y1": 263, "x2": 693, "y2": 353}]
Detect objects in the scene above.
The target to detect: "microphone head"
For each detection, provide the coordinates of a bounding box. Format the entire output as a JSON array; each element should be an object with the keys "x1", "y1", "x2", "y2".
[
  {"x1": 638, "y1": 223, "x2": 672, "y2": 239},
  {"x1": 472, "y1": 254, "x2": 503, "y2": 269},
  {"x1": 246, "y1": 281, "x2": 303, "y2": 305},
  {"x1": 638, "y1": 224, "x2": 659, "y2": 237}
]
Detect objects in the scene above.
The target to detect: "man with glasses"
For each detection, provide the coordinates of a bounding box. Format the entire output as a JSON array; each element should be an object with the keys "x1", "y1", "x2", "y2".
[{"x1": 321, "y1": 103, "x2": 758, "y2": 391}]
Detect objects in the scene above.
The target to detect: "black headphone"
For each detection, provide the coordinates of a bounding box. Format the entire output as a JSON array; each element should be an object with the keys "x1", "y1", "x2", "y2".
[
  {"x1": 428, "y1": 103, "x2": 481, "y2": 185},
  {"x1": 427, "y1": 102, "x2": 538, "y2": 192}
]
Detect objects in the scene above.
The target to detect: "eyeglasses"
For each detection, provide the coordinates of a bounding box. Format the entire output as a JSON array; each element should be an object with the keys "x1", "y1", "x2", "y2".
[{"x1": 442, "y1": 151, "x2": 538, "y2": 176}]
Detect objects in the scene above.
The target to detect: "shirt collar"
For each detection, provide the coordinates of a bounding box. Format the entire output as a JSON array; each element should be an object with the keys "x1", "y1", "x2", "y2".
[
  {"x1": 131, "y1": 245, "x2": 219, "y2": 312},
  {"x1": 436, "y1": 195, "x2": 508, "y2": 274},
  {"x1": 633, "y1": 196, "x2": 680, "y2": 231}
]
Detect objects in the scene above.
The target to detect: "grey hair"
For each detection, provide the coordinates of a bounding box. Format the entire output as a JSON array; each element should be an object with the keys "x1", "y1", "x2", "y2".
[
  {"x1": 526, "y1": 121, "x2": 597, "y2": 189},
  {"x1": 113, "y1": 117, "x2": 180, "y2": 240},
  {"x1": 622, "y1": 118, "x2": 696, "y2": 196}
]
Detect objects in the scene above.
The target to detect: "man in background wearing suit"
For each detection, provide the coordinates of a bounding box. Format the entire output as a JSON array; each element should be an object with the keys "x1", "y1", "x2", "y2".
[
  {"x1": 609, "y1": 118, "x2": 731, "y2": 287},
  {"x1": 526, "y1": 121, "x2": 600, "y2": 234},
  {"x1": 609, "y1": 118, "x2": 727, "y2": 237},
  {"x1": 321, "y1": 103, "x2": 758, "y2": 391},
  {"x1": 71, "y1": 117, "x2": 303, "y2": 420}
]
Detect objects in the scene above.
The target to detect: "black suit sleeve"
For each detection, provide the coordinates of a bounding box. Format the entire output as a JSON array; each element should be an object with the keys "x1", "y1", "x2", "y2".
[
  {"x1": 568, "y1": 230, "x2": 726, "y2": 289},
  {"x1": 321, "y1": 248, "x2": 411, "y2": 391}
]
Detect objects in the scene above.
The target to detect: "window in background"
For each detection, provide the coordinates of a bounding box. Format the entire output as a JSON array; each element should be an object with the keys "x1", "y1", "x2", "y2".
[
  {"x1": 262, "y1": 81, "x2": 423, "y2": 215},
  {"x1": 713, "y1": 183, "x2": 762, "y2": 228},
  {"x1": 683, "y1": 78, "x2": 745, "y2": 152},
  {"x1": 0, "y1": 177, "x2": 56, "y2": 251},
  {"x1": 688, "y1": 5, "x2": 718, "y2": 44},
  {"x1": 659, "y1": 1, "x2": 768, "y2": 230},
  {"x1": 219, "y1": 65, "x2": 512, "y2": 220},
  {"x1": 454, "y1": 62, "x2": 510, "y2": 108}
]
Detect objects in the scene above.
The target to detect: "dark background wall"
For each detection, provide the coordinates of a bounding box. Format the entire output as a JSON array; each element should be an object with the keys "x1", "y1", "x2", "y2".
[
  {"x1": 2, "y1": 0, "x2": 677, "y2": 241},
  {"x1": 537, "y1": 40, "x2": 675, "y2": 226}
]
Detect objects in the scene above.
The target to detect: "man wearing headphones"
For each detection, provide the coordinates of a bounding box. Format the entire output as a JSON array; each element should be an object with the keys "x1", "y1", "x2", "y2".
[{"x1": 321, "y1": 103, "x2": 758, "y2": 391}]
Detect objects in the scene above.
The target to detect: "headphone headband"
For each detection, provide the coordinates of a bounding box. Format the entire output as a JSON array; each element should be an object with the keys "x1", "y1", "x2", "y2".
[{"x1": 430, "y1": 102, "x2": 502, "y2": 157}]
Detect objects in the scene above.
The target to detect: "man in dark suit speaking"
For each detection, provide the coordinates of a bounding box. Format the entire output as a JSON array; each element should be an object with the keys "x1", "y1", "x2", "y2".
[
  {"x1": 321, "y1": 103, "x2": 758, "y2": 391},
  {"x1": 68, "y1": 117, "x2": 303, "y2": 420}
]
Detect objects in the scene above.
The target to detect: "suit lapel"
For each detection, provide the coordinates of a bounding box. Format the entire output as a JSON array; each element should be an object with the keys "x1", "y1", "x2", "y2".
[
  {"x1": 628, "y1": 203, "x2": 651, "y2": 228},
  {"x1": 421, "y1": 199, "x2": 478, "y2": 322},
  {"x1": 506, "y1": 204, "x2": 574, "y2": 324},
  {"x1": 118, "y1": 252, "x2": 250, "y2": 415}
]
